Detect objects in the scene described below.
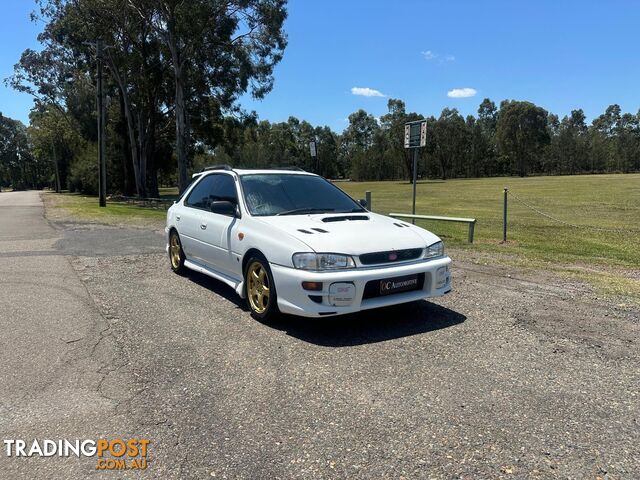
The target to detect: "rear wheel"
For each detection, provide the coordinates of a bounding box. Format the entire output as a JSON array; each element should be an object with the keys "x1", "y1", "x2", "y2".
[
  {"x1": 245, "y1": 256, "x2": 279, "y2": 321},
  {"x1": 169, "y1": 230, "x2": 186, "y2": 274}
]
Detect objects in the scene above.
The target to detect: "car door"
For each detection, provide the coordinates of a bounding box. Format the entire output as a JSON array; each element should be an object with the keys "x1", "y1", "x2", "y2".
[
  {"x1": 180, "y1": 174, "x2": 219, "y2": 264},
  {"x1": 197, "y1": 173, "x2": 241, "y2": 277}
]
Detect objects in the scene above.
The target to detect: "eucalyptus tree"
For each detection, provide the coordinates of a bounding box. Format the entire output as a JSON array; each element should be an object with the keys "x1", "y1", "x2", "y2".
[
  {"x1": 128, "y1": 0, "x2": 288, "y2": 192},
  {"x1": 496, "y1": 100, "x2": 549, "y2": 177}
]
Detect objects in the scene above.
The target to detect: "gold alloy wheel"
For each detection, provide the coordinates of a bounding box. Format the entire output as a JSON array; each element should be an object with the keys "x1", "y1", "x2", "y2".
[
  {"x1": 247, "y1": 261, "x2": 270, "y2": 314},
  {"x1": 169, "y1": 234, "x2": 181, "y2": 269}
]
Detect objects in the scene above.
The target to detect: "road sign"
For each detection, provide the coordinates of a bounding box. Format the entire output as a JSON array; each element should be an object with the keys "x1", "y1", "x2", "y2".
[
  {"x1": 309, "y1": 140, "x2": 317, "y2": 157},
  {"x1": 404, "y1": 119, "x2": 427, "y2": 223},
  {"x1": 404, "y1": 120, "x2": 426, "y2": 148}
]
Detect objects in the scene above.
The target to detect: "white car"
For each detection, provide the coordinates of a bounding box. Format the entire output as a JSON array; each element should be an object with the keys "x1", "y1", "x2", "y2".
[{"x1": 166, "y1": 166, "x2": 451, "y2": 320}]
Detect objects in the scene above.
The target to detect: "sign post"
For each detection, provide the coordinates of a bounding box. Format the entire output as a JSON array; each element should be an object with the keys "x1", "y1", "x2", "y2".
[
  {"x1": 309, "y1": 140, "x2": 318, "y2": 174},
  {"x1": 404, "y1": 120, "x2": 427, "y2": 223}
]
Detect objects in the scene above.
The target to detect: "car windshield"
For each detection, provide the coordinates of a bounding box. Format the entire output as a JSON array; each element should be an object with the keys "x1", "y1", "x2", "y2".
[{"x1": 240, "y1": 174, "x2": 365, "y2": 216}]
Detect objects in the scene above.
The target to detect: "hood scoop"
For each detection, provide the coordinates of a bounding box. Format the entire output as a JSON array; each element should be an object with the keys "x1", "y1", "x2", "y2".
[{"x1": 321, "y1": 215, "x2": 370, "y2": 223}]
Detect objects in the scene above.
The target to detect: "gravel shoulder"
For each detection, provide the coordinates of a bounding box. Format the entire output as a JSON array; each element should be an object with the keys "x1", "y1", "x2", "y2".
[{"x1": 2, "y1": 191, "x2": 638, "y2": 479}]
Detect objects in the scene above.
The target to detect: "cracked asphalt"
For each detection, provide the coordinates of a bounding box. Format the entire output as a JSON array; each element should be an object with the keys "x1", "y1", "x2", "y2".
[{"x1": 0, "y1": 190, "x2": 638, "y2": 479}]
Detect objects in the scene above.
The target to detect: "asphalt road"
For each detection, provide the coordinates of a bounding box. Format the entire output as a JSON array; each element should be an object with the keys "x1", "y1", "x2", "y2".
[{"x1": 0, "y1": 190, "x2": 638, "y2": 479}]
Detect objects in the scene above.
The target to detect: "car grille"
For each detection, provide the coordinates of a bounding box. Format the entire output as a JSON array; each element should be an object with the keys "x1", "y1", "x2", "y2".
[{"x1": 359, "y1": 248, "x2": 423, "y2": 265}]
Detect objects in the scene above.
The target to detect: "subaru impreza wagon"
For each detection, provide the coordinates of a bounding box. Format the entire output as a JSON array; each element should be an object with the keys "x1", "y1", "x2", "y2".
[{"x1": 166, "y1": 166, "x2": 451, "y2": 320}]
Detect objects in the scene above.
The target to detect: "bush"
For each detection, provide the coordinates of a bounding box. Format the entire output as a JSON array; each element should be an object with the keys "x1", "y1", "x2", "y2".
[{"x1": 68, "y1": 142, "x2": 99, "y2": 194}]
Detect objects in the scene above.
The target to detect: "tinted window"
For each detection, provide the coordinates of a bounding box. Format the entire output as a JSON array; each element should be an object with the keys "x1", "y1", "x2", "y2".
[
  {"x1": 185, "y1": 174, "x2": 237, "y2": 210},
  {"x1": 240, "y1": 174, "x2": 364, "y2": 216}
]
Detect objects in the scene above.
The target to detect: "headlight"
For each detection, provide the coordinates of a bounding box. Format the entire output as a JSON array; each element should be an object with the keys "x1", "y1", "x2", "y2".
[
  {"x1": 424, "y1": 241, "x2": 444, "y2": 259},
  {"x1": 292, "y1": 253, "x2": 356, "y2": 271}
]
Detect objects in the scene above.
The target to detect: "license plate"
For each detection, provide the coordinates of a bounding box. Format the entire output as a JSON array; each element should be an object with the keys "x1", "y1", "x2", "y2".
[{"x1": 379, "y1": 274, "x2": 420, "y2": 296}]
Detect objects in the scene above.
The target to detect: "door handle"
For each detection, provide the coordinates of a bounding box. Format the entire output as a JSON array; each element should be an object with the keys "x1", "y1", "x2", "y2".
[
  {"x1": 176, "y1": 215, "x2": 180, "y2": 221},
  {"x1": 200, "y1": 224, "x2": 207, "y2": 230}
]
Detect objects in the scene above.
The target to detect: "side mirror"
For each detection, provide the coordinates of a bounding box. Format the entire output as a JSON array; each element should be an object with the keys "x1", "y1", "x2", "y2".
[
  {"x1": 358, "y1": 198, "x2": 368, "y2": 209},
  {"x1": 210, "y1": 200, "x2": 238, "y2": 217}
]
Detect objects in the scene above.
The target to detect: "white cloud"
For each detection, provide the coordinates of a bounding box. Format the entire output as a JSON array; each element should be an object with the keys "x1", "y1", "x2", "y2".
[
  {"x1": 351, "y1": 87, "x2": 386, "y2": 97},
  {"x1": 447, "y1": 87, "x2": 477, "y2": 98},
  {"x1": 421, "y1": 50, "x2": 436, "y2": 60},
  {"x1": 421, "y1": 50, "x2": 455, "y2": 62}
]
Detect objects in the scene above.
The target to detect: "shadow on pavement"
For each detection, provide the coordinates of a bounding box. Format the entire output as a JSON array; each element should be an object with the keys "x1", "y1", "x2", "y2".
[
  {"x1": 182, "y1": 270, "x2": 466, "y2": 347},
  {"x1": 263, "y1": 300, "x2": 466, "y2": 347},
  {"x1": 183, "y1": 269, "x2": 247, "y2": 310}
]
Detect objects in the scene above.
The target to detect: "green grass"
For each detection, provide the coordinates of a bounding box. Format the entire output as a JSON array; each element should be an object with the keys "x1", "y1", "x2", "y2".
[
  {"x1": 338, "y1": 174, "x2": 640, "y2": 269},
  {"x1": 45, "y1": 192, "x2": 167, "y2": 226}
]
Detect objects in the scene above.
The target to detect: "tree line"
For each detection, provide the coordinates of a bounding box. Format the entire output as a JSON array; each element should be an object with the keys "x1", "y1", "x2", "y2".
[{"x1": 2, "y1": 1, "x2": 639, "y2": 193}]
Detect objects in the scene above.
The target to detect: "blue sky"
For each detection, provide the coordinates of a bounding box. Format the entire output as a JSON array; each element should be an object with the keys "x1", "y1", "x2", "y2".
[{"x1": 2, "y1": 1, "x2": 640, "y2": 131}]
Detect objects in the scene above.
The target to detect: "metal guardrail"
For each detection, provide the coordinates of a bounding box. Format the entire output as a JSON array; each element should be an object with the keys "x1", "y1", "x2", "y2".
[{"x1": 389, "y1": 213, "x2": 477, "y2": 243}]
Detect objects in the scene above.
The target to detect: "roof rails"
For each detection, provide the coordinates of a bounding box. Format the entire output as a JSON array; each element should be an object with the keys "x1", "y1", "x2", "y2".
[
  {"x1": 201, "y1": 164, "x2": 233, "y2": 172},
  {"x1": 273, "y1": 166, "x2": 306, "y2": 172}
]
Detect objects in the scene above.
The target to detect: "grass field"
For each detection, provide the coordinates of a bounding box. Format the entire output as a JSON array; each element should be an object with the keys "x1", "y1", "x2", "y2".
[
  {"x1": 340, "y1": 174, "x2": 640, "y2": 266},
  {"x1": 340, "y1": 174, "x2": 640, "y2": 299},
  {"x1": 44, "y1": 174, "x2": 640, "y2": 298},
  {"x1": 44, "y1": 191, "x2": 167, "y2": 227}
]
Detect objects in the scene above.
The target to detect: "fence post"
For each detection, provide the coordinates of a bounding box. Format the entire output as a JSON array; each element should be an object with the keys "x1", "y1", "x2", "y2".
[
  {"x1": 503, "y1": 188, "x2": 508, "y2": 242},
  {"x1": 365, "y1": 191, "x2": 372, "y2": 212},
  {"x1": 468, "y1": 220, "x2": 476, "y2": 244}
]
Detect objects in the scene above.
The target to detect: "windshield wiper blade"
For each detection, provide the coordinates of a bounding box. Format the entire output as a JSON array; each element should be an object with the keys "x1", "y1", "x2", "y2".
[{"x1": 276, "y1": 208, "x2": 335, "y2": 216}]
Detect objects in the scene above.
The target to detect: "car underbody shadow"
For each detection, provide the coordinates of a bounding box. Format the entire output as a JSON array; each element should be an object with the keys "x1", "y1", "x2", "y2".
[
  {"x1": 183, "y1": 269, "x2": 247, "y2": 310},
  {"x1": 261, "y1": 300, "x2": 466, "y2": 347},
  {"x1": 179, "y1": 269, "x2": 465, "y2": 346}
]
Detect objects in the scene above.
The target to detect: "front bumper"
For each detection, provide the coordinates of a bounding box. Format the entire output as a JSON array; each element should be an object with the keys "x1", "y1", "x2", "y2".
[{"x1": 270, "y1": 256, "x2": 452, "y2": 317}]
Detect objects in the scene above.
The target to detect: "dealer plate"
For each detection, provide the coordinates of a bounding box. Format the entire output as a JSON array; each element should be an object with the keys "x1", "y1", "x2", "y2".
[{"x1": 379, "y1": 274, "x2": 420, "y2": 296}]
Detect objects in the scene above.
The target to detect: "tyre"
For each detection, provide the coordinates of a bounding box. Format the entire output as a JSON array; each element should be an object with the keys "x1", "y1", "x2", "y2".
[
  {"x1": 244, "y1": 255, "x2": 279, "y2": 321},
  {"x1": 168, "y1": 230, "x2": 186, "y2": 274}
]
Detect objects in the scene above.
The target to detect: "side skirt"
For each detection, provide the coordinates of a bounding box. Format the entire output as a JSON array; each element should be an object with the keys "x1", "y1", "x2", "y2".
[{"x1": 183, "y1": 259, "x2": 245, "y2": 298}]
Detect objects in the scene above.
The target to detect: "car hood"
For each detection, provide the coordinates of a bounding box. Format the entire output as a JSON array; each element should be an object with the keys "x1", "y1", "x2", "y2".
[{"x1": 255, "y1": 212, "x2": 440, "y2": 255}]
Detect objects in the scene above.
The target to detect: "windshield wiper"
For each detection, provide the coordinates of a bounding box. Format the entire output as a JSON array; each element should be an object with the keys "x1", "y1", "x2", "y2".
[{"x1": 276, "y1": 207, "x2": 335, "y2": 216}]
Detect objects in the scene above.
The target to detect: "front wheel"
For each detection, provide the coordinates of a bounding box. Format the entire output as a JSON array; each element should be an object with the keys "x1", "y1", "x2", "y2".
[
  {"x1": 169, "y1": 230, "x2": 186, "y2": 274},
  {"x1": 245, "y1": 256, "x2": 279, "y2": 321}
]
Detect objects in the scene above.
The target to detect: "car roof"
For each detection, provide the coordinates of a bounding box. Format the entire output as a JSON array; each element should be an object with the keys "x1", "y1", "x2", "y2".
[
  {"x1": 233, "y1": 169, "x2": 316, "y2": 176},
  {"x1": 193, "y1": 168, "x2": 317, "y2": 179}
]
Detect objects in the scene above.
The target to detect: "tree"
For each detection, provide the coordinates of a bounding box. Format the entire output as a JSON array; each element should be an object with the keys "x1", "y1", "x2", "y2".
[
  {"x1": 379, "y1": 99, "x2": 422, "y2": 179},
  {"x1": 430, "y1": 108, "x2": 468, "y2": 179},
  {"x1": 131, "y1": 0, "x2": 288, "y2": 193},
  {"x1": 0, "y1": 113, "x2": 45, "y2": 189},
  {"x1": 496, "y1": 100, "x2": 549, "y2": 176},
  {"x1": 342, "y1": 110, "x2": 380, "y2": 180}
]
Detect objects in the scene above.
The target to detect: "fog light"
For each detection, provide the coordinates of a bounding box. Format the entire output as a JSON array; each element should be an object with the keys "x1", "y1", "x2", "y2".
[
  {"x1": 436, "y1": 266, "x2": 449, "y2": 289},
  {"x1": 328, "y1": 282, "x2": 355, "y2": 306},
  {"x1": 302, "y1": 281, "x2": 323, "y2": 291}
]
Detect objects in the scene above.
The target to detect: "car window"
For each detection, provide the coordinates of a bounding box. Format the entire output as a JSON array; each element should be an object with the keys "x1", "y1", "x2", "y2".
[
  {"x1": 185, "y1": 174, "x2": 237, "y2": 210},
  {"x1": 240, "y1": 174, "x2": 364, "y2": 216}
]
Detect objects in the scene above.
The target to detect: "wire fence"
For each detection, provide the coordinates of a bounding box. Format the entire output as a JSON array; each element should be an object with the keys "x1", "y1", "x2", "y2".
[{"x1": 508, "y1": 190, "x2": 640, "y2": 234}]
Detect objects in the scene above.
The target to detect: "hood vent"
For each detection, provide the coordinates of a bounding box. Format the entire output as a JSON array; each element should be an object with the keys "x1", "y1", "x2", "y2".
[
  {"x1": 321, "y1": 215, "x2": 369, "y2": 223},
  {"x1": 311, "y1": 228, "x2": 329, "y2": 233},
  {"x1": 297, "y1": 229, "x2": 314, "y2": 234}
]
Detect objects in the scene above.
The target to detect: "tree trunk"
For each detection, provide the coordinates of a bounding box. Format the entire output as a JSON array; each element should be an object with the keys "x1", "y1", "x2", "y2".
[
  {"x1": 106, "y1": 55, "x2": 144, "y2": 196},
  {"x1": 137, "y1": 111, "x2": 148, "y2": 197},
  {"x1": 145, "y1": 113, "x2": 159, "y2": 198},
  {"x1": 51, "y1": 139, "x2": 61, "y2": 192},
  {"x1": 118, "y1": 93, "x2": 134, "y2": 195},
  {"x1": 173, "y1": 64, "x2": 189, "y2": 193}
]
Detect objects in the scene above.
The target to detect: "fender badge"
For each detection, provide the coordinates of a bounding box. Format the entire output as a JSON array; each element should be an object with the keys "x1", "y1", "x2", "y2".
[{"x1": 238, "y1": 232, "x2": 245, "y2": 240}]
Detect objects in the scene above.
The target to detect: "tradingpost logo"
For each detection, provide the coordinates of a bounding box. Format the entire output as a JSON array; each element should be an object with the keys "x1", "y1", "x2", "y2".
[{"x1": 3, "y1": 438, "x2": 150, "y2": 470}]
